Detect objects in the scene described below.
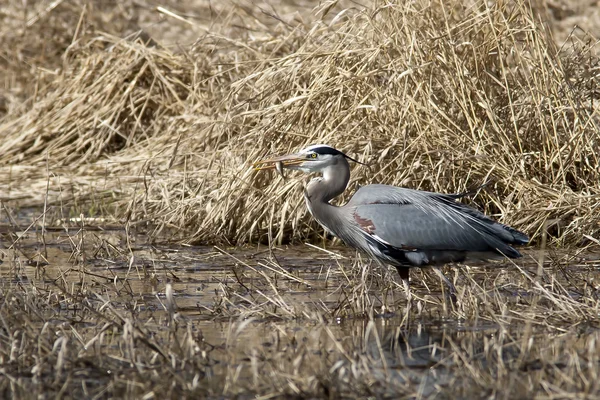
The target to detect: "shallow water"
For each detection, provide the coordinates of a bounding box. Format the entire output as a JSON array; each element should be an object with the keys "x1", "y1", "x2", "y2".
[{"x1": 2, "y1": 221, "x2": 600, "y2": 397}]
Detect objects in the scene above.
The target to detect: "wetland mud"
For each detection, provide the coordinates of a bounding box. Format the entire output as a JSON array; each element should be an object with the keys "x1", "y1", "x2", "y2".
[{"x1": 2, "y1": 221, "x2": 600, "y2": 398}]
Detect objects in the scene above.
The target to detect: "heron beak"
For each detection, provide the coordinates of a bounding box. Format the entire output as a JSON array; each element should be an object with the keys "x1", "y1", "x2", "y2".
[{"x1": 252, "y1": 153, "x2": 306, "y2": 171}]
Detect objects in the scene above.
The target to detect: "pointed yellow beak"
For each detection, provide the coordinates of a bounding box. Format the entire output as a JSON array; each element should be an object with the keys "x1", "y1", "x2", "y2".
[{"x1": 252, "y1": 153, "x2": 306, "y2": 171}]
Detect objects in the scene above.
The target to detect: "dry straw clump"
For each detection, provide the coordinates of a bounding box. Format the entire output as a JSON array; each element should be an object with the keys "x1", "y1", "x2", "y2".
[
  {"x1": 0, "y1": 0, "x2": 153, "y2": 118},
  {"x1": 1, "y1": 0, "x2": 599, "y2": 245}
]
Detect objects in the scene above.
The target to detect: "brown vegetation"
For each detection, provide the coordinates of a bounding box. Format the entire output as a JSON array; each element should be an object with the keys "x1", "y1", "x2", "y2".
[
  {"x1": 1, "y1": 228, "x2": 600, "y2": 398},
  {"x1": 2, "y1": 1, "x2": 600, "y2": 396},
  {"x1": 0, "y1": 0, "x2": 599, "y2": 246}
]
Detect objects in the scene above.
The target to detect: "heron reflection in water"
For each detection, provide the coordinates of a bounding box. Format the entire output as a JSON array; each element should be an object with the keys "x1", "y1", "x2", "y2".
[{"x1": 253, "y1": 144, "x2": 528, "y2": 295}]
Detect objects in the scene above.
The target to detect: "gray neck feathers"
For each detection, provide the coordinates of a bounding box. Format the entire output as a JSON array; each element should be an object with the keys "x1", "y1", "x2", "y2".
[
  {"x1": 307, "y1": 157, "x2": 350, "y2": 204},
  {"x1": 303, "y1": 157, "x2": 350, "y2": 233}
]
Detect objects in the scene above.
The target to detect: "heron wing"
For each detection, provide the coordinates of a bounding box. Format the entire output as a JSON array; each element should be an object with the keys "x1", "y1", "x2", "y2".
[
  {"x1": 348, "y1": 184, "x2": 461, "y2": 206},
  {"x1": 348, "y1": 184, "x2": 528, "y2": 257}
]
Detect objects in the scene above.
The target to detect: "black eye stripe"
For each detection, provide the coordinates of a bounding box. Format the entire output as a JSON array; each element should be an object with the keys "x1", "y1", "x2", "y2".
[
  {"x1": 303, "y1": 145, "x2": 365, "y2": 165},
  {"x1": 310, "y1": 146, "x2": 343, "y2": 156}
]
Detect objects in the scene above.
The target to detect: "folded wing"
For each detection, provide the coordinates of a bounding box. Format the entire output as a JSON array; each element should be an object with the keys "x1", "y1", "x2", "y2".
[{"x1": 347, "y1": 184, "x2": 528, "y2": 262}]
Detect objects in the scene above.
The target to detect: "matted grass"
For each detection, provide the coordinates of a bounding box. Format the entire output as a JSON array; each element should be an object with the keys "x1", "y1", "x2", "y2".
[
  {"x1": 1, "y1": 226, "x2": 600, "y2": 398},
  {"x1": 1, "y1": 0, "x2": 599, "y2": 246},
  {"x1": 2, "y1": 2, "x2": 600, "y2": 398}
]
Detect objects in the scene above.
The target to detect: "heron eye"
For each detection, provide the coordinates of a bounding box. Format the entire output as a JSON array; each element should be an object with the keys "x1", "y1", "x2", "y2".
[{"x1": 310, "y1": 153, "x2": 317, "y2": 159}]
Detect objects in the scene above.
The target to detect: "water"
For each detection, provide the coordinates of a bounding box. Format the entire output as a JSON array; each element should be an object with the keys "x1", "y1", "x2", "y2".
[{"x1": 2, "y1": 219, "x2": 600, "y2": 398}]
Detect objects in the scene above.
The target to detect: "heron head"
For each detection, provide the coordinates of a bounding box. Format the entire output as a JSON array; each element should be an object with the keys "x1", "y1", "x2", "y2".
[{"x1": 253, "y1": 144, "x2": 364, "y2": 174}]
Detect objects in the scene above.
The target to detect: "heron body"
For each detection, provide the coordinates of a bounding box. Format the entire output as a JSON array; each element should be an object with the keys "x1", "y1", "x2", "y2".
[{"x1": 254, "y1": 144, "x2": 528, "y2": 285}]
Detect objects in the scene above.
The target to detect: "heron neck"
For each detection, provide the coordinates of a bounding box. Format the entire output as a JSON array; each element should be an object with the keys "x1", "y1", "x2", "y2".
[{"x1": 309, "y1": 158, "x2": 350, "y2": 204}]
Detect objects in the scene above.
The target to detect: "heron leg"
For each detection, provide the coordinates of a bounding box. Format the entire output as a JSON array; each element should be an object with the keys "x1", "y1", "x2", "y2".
[
  {"x1": 432, "y1": 266, "x2": 457, "y2": 303},
  {"x1": 395, "y1": 266, "x2": 411, "y2": 298},
  {"x1": 395, "y1": 266, "x2": 410, "y2": 281},
  {"x1": 395, "y1": 266, "x2": 412, "y2": 326}
]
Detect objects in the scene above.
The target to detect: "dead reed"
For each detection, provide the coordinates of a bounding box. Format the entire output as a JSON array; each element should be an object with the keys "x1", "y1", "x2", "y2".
[
  {"x1": 2, "y1": 0, "x2": 599, "y2": 247},
  {"x1": 2, "y1": 2, "x2": 600, "y2": 398},
  {"x1": 1, "y1": 222, "x2": 600, "y2": 398}
]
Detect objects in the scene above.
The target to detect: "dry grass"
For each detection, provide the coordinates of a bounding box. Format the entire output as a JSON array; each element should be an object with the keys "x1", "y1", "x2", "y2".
[
  {"x1": 3, "y1": 2, "x2": 600, "y2": 397},
  {"x1": 0, "y1": 0, "x2": 156, "y2": 117},
  {"x1": 1, "y1": 222, "x2": 600, "y2": 398},
  {"x1": 1, "y1": 0, "x2": 599, "y2": 247}
]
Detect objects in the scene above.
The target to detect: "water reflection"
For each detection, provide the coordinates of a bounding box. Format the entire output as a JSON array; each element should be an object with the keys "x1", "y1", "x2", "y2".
[{"x1": 3, "y1": 224, "x2": 600, "y2": 397}]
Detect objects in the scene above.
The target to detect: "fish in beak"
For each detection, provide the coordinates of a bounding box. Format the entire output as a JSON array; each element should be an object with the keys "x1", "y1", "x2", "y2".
[{"x1": 253, "y1": 153, "x2": 306, "y2": 179}]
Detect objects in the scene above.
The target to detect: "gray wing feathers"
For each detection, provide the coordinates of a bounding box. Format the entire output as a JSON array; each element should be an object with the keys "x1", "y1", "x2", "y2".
[
  {"x1": 349, "y1": 184, "x2": 427, "y2": 206},
  {"x1": 349, "y1": 184, "x2": 528, "y2": 258}
]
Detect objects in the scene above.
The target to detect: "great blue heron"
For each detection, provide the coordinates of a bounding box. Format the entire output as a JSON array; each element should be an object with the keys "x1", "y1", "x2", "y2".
[{"x1": 253, "y1": 144, "x2": 529, "y2": 294}]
